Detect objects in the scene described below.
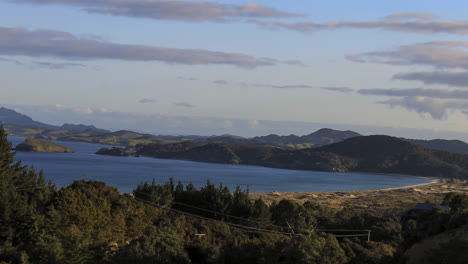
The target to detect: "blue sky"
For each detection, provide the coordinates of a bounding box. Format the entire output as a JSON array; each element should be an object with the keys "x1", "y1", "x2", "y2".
[{"x1": 2, "y1": 0, "x2": 468, "y2": 139}]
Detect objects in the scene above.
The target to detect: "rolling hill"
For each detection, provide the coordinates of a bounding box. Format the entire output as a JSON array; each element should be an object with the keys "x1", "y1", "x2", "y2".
[{"x1": 98, "y1": 135, "x2": 468, "y2": 179}]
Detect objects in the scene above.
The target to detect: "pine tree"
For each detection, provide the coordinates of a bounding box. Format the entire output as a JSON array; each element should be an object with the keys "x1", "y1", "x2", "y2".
[
  {"x1": 0, "y1": 125, "x2": 25, "y2": 245},
  {"x1": 0, "y1": 125, "x2": 56, "y2": 262}
]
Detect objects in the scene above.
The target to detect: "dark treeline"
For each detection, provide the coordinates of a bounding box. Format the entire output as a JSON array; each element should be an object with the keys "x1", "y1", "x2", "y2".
[{"x1": 1, "y1": 126, "x2": 468, "y2": 263}]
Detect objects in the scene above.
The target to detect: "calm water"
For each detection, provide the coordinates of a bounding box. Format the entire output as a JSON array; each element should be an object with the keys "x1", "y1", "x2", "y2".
[{"x1": 8, "y1": 137, "x2": 432, "y2": 193}]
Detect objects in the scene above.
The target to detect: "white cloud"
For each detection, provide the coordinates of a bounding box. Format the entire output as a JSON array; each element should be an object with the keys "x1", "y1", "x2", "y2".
[{"x1": 379, "y1": 96, "x2": 468, "y2": 120}]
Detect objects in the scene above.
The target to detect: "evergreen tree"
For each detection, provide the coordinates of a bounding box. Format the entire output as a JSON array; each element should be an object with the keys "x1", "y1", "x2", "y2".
[
  {"x1": 231, "y1": 185, "x2": 252, "y2": 220},
  {"x1": 0, "y1": 126, "x2": 56, "y2": 263},
  {"x1": 0, "y1": 125, "x2": 27, "y2": 246}
]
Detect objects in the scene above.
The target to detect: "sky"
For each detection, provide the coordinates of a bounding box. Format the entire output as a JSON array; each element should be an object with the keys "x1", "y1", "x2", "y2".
[{"x1": 2, "y1": 0, "x2": 468, "y2": 140}]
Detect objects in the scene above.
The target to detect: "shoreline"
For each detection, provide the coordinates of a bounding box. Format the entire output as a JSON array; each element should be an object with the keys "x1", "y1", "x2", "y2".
[
  {"x1": 250, "y1": 179, "x2": 468, "y2": 211},
  {"x1": 377, "y1": 178, "x2": 440, "y2": 191}
]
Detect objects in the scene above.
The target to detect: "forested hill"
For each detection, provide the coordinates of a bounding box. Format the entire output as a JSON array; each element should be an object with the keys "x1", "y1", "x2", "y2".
[
  {"x1": 315, "y1": 135, "x2": 468, "y2": 177},
  {"x1": 98, "y1": 135, "x2": 468, "y2": 179},
  {"x1": 407, "y1": 138, "x2": 468, "y2": 154}
]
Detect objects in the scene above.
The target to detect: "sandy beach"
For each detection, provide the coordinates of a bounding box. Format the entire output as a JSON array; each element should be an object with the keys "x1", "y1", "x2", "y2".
[{"x1": 250, "y1": 179, "x2": 468, "y2": 213}]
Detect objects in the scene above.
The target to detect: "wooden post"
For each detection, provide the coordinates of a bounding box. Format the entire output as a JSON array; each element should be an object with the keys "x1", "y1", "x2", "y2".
[
  {"x1": 367, "y1": 230, "x2": 371, "y2": 242},
  {"x1": 194, "y1": 233, "x2": 206, "y2": 239}
]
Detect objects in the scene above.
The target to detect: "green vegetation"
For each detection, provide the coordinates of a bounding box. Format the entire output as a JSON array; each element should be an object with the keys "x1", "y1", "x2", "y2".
[
  {"x1": 2, "y1": 125, "x2": 468, "y2": 263},
  {"x1": 98, "y1": 135, "x2": 468, "y2": 179},
  {"x1": 15, "y1": 138, "x2": 73, "y2": 153}
]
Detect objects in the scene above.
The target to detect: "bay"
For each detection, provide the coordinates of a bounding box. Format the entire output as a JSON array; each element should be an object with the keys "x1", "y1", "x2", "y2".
[{"x1": 8, "y1": 136, "x2": 432, "y2": 193}]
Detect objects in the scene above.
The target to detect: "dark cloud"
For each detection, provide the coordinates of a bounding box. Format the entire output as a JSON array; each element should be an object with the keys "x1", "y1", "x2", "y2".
[
  {"x1": 0, "y1": 26, "x2": 281, "y2": 68},
  {"x1": 393, "y1": 71, "x2": 468, "y2": 87},
  {"x1": 254, "y1": 84, "x2": 314, "y2": 89},
  {"x1": 214, "y1": 80, "x2": 228, "y2": 85},
  {"x1": 32, "y1": 61, "x2": 85, "y2": 69},
  {"x1": 359, "y1": 87, "x2": 468, "y2": 99},
  {"x1": 348, "y1": 41, "x2": 468, "y2": 69},
  {"x1": 321, "y1": 87, "x2": 354, "y2": 93},
  {"x1": 250, "y1": 14, "x2": 468, "y2": 35},
  {"x1": 9, "y1": 0, "x2": 303, "y2": 22},
  {"x1": 379, "y1": 96, "x2": 468, "y2": 120},
  {"x1": 138, "y1": 98, "x2": 155, "y2": 104},
  {"x1": 174, "y1": 102, "x2": 195, "y2": 108}
]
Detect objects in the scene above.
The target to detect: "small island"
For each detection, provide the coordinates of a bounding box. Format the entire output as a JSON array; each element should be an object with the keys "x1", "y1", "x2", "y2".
[
  {"x1": 15, "y1": 138, "x2": 73, "y2": 153},
  {"x1": 95, "y1": 147, "x2": 130, "y2": 156}
]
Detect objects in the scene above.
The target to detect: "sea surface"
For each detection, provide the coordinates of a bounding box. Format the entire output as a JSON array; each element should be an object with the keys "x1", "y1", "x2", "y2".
[{"x1": 8, "y1": 136, "x2": 432, "y2": 193}]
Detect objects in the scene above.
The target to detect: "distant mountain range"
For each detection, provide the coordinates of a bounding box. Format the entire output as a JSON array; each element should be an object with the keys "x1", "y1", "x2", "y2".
[
  {"x1": 3, "y1": 106, "x2": 468, "y2": 155},
  {"x1": 0, "y1": 107, "x2": 57, "y2": 129},
  {"x1": 201, "y1": 128, "x2": 361, "y2": 149},
  {"x1": 0, "y1": 107, "x2": 109, "y2": 132}
]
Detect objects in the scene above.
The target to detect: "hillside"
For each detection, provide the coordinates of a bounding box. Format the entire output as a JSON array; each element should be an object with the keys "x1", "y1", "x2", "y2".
[
  {"x1": 15, "y1": 138, "x2": 73, "y2": 153},
  {"x1": 98, "y1": 135, "x2": 468, "y2": 179},
  {"x1": 316, "y1": 135, "x2": 468, "y2": 177},
  {"x1": 0, "y1": 107, "x2": 58, "y2": 129},
  {"x1": 1, "y1": 107, "x2": 108, "y2": 134},
  {"x1": 408, "y1": 138, "x2": 468, "y2": 154}
]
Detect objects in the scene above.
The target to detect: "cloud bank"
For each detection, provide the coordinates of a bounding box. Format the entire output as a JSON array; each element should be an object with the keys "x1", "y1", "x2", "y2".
[
  {"x1": 379, "y1": 96, "x2": 468, "y2": 120},
  {"x1": 348, "y1": 41, "x2": 468, "y2": 69},
  {"x1": 8, "y1": 0, "x2": 303, "y2": 22},
  {"x1": 393, "y1": 71, "x2": 468, "y2": 87},
  {"x1": 0, "y1": 26, "x2": 284, "y2": 68},
  {"x1": 251, "y1": 12, "x2": 468, "y2": 35},
  {"x1": 358, "y1": 87, "x2": 468, "y2": 119},
  {"x1": 359, "y1": 87, "x2": 468, "y2": 99}
]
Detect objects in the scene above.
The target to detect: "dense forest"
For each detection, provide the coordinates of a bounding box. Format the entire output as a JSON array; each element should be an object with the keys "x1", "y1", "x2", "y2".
[{"x1": 1, "y1": 126, "x2": 468, "y2": 263}]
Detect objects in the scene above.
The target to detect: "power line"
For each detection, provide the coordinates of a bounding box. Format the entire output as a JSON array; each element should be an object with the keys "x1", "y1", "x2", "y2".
[
  {"x1": 135, "y1": 190, "x2": 373, "y2": 240},
  {"x1": 172, "y1": 201, "x2": 290, "y2": 232},
  {"x1": 8, "y1": 177, "x2": 373, "y2": 239},
  {"x1": 133, "y1": 191, "x2": 294, "y2": 236}
]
